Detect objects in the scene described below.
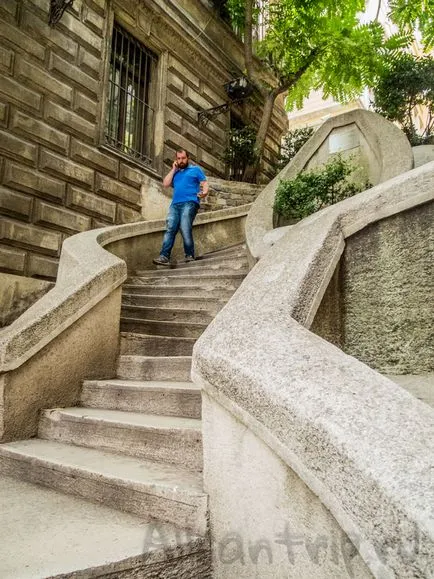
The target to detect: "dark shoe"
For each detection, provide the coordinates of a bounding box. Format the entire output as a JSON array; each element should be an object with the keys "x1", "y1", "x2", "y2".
[
  {"x1": 184, "y1": 255, "x2": 195, "y2": 262},
  {"x1": 153, "y1": 255, "x2": 170, "y2": 266}
]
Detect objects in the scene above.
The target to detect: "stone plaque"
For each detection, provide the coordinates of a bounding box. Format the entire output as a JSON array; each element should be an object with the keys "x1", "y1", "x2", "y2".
[{"x1": 329, "y1": 126, "x2": 360, "y2": 153}]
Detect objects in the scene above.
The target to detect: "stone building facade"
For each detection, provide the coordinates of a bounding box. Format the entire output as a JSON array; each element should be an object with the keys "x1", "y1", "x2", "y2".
[{"x1": 0, "y1": 0, "x2": 286, "y2": 280}]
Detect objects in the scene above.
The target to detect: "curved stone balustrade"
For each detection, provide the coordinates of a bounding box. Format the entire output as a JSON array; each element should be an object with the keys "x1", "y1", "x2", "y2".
[
  {"x1": 193, "y1": 162, "x2": 434, "y2": 578},
  {"x1": 0, "y1": 204, "x2": 250, "y2": 441}
]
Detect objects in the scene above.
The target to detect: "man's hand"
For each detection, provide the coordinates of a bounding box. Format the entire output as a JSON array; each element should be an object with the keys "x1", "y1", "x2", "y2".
[
  {"x1": 172, "y1": 160, "x2": 178, "y2": 171},
  {"x1": 198, "y1": 180, "x2": 209, "y2": 199}
]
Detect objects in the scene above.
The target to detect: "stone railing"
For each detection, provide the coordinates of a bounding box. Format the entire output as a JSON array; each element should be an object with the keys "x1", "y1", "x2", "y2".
[
  {"x1": 193, "y1": 161, "x2": 434, "y2": 577},
  {"x1": 0, "y1": 204, "x2": 250, "y2": 442}
]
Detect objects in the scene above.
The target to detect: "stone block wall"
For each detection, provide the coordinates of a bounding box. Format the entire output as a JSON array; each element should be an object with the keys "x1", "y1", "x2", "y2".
[
  {"x1": 204, "y1": 178, "x2": 263, "y2": 211},
  {"x1": 0, "y1": 0, "x2": 145, "y2": 280},
  {"x1": 0, "y1": 0, "x2": 287, "y2": 280}
]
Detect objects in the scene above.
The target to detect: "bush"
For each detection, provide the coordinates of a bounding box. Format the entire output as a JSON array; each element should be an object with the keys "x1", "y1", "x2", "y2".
[
  {"x1": 223, "y1": 125, "x2": 258, "y2": 181},
  {"x1": 274, "y1": 156, "x2": 368, "y2": 221},
  {"x1": 372, "y1": 53, "x2": 434, "y2": 146}
]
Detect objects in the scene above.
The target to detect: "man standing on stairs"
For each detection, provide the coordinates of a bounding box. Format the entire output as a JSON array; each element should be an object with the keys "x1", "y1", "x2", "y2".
[{"x1": 153, "y1": 149, "x2": 208, "y2": 266}]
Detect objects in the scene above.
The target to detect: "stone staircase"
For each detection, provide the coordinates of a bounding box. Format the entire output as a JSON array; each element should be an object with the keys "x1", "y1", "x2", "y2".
[{"x1": 0, "y1": 243, "x2": 248, "y2": 578}]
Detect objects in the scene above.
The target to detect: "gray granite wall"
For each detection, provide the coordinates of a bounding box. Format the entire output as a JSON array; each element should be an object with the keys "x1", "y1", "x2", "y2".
[{"x1": 312, "y1": 201, "x2": 433, "y2": 374}]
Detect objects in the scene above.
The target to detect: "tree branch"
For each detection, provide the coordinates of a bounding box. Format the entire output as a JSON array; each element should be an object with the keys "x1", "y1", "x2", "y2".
[
  {"x1": 244, "y1": 0, "x2": 267, "y2": 96},
  {"x1": 273, "y1": 47, "x2": 320, "y2": 98}
]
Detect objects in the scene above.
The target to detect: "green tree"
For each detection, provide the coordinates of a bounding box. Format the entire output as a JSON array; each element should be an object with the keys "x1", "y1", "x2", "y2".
[
  {"x1": 225, "y1": 0, "x2": 404, "y2": 182},
  {"x1": 372, "y1": 53, "x2": 434, "y2": 145},
  {"x1": 388, "y1": 0, "x2": 434, "y2": 50}
]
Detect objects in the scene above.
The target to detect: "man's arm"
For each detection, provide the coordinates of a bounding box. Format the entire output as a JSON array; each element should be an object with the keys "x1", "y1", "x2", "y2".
[{"x1": 163, "y1": 161, "x2": 178, "y2": 188}]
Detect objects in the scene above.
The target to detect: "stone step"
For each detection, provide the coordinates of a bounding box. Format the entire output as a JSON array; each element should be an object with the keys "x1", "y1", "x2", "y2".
[
  {"x1": 121, "y1": 332, "x2": 196, "y2": 356},
  {"x1": 0, "y1": 475, "x2": 210, "y2": 579},
  {"x1": 117, "y1": 354, "x2": 192, "y2": 380},
  {"x1": 81, "y1": 379, "x2": 202, "y2": 418},
  {"x1": 0, "y1": 440, "x2": 207, "y2": 535},
  {"x1": 120, "y1": 318, "x2": 207, "y2": 338},
  {"x1": 134, "y1": 265, "x2": 248, "y2": 278},
  {"x1": 126, "y1": 273, "x2": 244, "y2": 291},
  {"x1": 121, "y1": 293, "x2": 226, "y2": 313},
  {"x1": 201, "y1": 243, "x2": 246, "y2": 258},
  {"x1": 164, "y1": 253, "x2": 248, "y2": 271},
  {"x1": 38, "y1": 408, "x2": 202, "y2": 471},
  {"x1": 122, "y1": 284, "x2": 236, "y2": 299},
  {"x1": 121, "y1": 305, "x2": 215, "y2": 324}
]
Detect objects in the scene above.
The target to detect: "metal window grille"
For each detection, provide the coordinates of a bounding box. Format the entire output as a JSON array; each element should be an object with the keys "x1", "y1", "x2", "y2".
[{"x1": 105, "y1": 23, "x2": 157, "y2": 167}]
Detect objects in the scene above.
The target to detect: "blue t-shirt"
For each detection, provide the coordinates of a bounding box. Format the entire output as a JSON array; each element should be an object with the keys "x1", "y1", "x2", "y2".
[{"x1": 172, "y1": 164, "x2": 206, "y2": 205}]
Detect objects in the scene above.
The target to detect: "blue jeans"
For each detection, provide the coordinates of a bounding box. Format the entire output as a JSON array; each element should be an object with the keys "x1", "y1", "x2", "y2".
[{"x1": 160, "y1": 201, "x2": 199, "y2": 259}]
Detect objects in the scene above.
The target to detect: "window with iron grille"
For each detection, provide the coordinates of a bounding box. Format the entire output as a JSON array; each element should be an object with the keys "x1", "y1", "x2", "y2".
[{"x1": 105, "y1": 23, "x2": 158, "y2": 167}]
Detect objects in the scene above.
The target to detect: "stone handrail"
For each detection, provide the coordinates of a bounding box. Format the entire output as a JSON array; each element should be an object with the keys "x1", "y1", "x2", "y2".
[
  {"x1": 0, "y1": 204, "x2": 250, "y2": 441},
  {"x1": 0, "y1": 204, "x2": 250, "y2": 372},
  {"x1": 193, "y1": 162, "x2": 434, "y2": 577}
]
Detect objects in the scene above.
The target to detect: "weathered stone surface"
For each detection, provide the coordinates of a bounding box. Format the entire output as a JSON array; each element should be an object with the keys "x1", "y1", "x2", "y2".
[
  {"x1": 0, "y1": 273, "x2": 52, "y2": 326},
  {"x1": 0, "y1": 130, "x2": 37, "y2": 166},
  {"x1": 34, "y1": 200, "x2": 91, "y2": 234},
  {"x1": 49, "y1": 53, "x2": 99, "y2": 97},
  {"x1": 0, "y1": 20, "x2": 45, "y2": 61},
  {"x1": 182, "y1": 119, "x2": 213, "y2": 151},
  {"x1": 3, "y1": 161, "x2": 66, "y2": 202},
  {"x1": 28, "y1": 253, "x2": 59, "y2": 279},
  {"x1": 73, "y1": 92, "x2": 97, "y2": 122},
  {"x1": 116, "y1": 204, "x2": 142, "y2": 224},
  {"x1": 1, "y1": 219, "x2": 61, "y2": 254},
  {"x1": 194, "y1": 161, "x2": 434, "y2": 579},
  {"x1": 95, "y1": 173, "x2": 141, "y2": 207},
  {"x1": 16, "y1": 57, "x2": 72, "y2": 105},
  {"x1": 44, "y1": 101, "x2": 96, "y2": 143},
  {"x1": 10, "y1": 109, "x2": 69, "y2": 154},
  {"x1": 199, "y1": 149, "x2": 225, "y2": 175},
  {"x1": 166, "y1": 89, "x2": 197, "y2": 124},
  {"x1": 167, "y1": 71, "x2": 183, "y2": 95},
  {"x1": 82, "y1": 4, "x2": 105, "y2": 35},
  {"x1": 165, "y1": 127, "x2": 197, "y2": 158},
  {"x1": 59, "y1": 12, "x2": 103, "y2": 56},
  {"x1": 0, "y1": 244, "x2": 25, "y2": 273},
  {"x1": 39, "y1": 149, "x2": 94, "y2": 190},
  {"x1": 168, "y1": 56, "x2": 200, "y2": 90},
  {"x1": 119, "y1": 164, "x2": 146, "y2": 189},
  {"x1": 77, "y1": 46, "x2": 101, "y2": 79},
  {"x1": 0, "y1": 0, "x2": 18, "y2": 19},
  {"x1": 21, "y1": 9, "x2": 78, "y2": 59},
  {"x1": 0, "y1": 75, "x2": 41, "y2": 112},
  {"x1": 184, "y1": 86, "x2": 211, "y2": 112},
  {"x1": 0, "y1": 101, "x2": 8, "y2": 126},
  {"x1": 0, "y1": 46, "x2": 13, "y2": 72},
  {"x1": 0, "y1": 187, "x2": 33, "y2": 218},
  {"x1": 413, "y1": 145, "x2": 434, "y2": 168},
  {"x1": 66, "y1": 187, "x2": 116, "y2": 222},
  {"x1": 202, "y1": 393, "x2": 372, "y2": 579},
  {"x1": 165, "y1": 108, "x2": 183, "y2": 132},
  {"x1": 71, "y1": 139, "x2": 118, "y2": 177},
  {"x1": 340, "y1": 202, "x2": 433, "y2": 374}
]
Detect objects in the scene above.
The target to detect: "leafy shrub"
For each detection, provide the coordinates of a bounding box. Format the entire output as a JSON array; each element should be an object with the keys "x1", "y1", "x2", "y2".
[
  {"x1": 274, "y1": 156, "x2": 369, "y2": 220},
  {"x1": 223, "y1": 125, "x2": 258, "y2": 181},
  {"x1": 372, "y1": 53, "x2": 434, "y2": 146}
]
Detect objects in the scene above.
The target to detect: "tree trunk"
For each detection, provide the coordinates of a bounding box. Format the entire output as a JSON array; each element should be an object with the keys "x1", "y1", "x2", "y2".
[{"x1": 243, "y1": 91, "x2": 277, "y2": 183}]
